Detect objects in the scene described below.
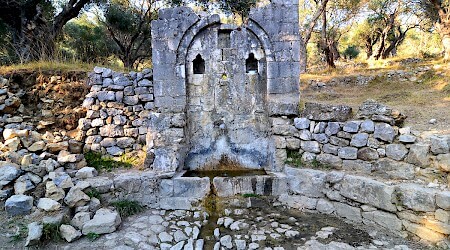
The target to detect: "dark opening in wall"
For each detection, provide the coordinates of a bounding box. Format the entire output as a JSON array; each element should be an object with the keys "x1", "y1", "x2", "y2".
[
  {"x1": 246, "y1": 53, "x2": 258, "y2": 73},
  {"x1": 218, "y1": 30, "x2": 232, "y2": 48},
  {"x1": 193, "y1": 54, "x2": 205, "y2": 74}
]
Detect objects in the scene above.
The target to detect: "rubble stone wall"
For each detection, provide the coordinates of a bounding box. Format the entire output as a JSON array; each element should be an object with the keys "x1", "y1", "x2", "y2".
[
  {"x1": 274, "y1": 100, "x2": 450, "y2": 182},
  {"x1": 79, "y1": 68, "x2": 155, "y2": 158}
]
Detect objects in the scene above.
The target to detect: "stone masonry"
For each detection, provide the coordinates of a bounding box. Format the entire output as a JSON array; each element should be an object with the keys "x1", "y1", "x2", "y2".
[{"x1": 150, "y1": 1, "x2": 301, "y2": 172}]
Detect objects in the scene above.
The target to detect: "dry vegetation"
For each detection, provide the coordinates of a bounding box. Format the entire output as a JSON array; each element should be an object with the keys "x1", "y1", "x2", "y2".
[{"x1": 301, "y1": 58, "x2": 450, "y2": 134}]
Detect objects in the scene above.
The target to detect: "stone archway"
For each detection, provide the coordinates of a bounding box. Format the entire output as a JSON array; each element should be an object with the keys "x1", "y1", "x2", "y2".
[{"x1": 183, "y1": 23, "x2": 270, "y2": 170}]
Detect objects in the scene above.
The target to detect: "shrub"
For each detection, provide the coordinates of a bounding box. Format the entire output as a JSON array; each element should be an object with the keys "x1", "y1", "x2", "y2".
[{"x1": 111, "y1": 200, "x2": 145, "y2": 218}]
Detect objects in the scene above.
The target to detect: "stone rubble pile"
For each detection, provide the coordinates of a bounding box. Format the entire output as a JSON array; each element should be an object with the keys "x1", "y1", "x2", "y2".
[
  {"x1": 306, "y1": 66, "x2": 432, "y2": 89},
  {"x1": 80, "y1": 67, "x2": 155, "y2": 158},
  {"x1": 0, "y1": 76, "x2": 22, "y2": 114},
  {"x1": 274, "y1": 100, "x2": 450, "y2": 186}
]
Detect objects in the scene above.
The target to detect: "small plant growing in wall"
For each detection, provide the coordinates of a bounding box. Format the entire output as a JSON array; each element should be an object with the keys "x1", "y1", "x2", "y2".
[
  {"x1": 111, "y1": 200, "x2": 145, "y2": 218},
  {"x1": 84, "y1": 151, "x2": 133, "y2": 172},
  {"x1": 285, "y1": 149, "x2": 304, "y2": 168},
  {"x1": 41, "y1": 223, "x2": 62, "y2": 243},
  {"x1": 86, "y1": 188, "x2": 101, "y2": 199},
  {"x1": 86, "y1": 232, "x2": 100, "y2": 241}
]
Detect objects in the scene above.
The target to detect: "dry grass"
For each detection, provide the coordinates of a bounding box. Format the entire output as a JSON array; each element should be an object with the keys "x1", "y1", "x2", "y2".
[
  {"x1": 0, "y1": 60, "x2": 124, "y2": 75},
  {"x1": 301, "y1": 59, "x2": 450, "y2": 134}
]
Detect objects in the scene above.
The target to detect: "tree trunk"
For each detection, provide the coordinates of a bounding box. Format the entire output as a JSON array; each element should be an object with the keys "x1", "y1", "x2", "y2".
[
  {"x1": 437, "y1": 21, "x2": 450, "y2": 61},
  {"x1": 321, "y1": 10, "x2": 335, "y2": 68}
]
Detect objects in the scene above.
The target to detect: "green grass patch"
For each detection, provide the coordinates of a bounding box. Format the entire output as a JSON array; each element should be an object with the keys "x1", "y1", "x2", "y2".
[
  {"x1": 285, "y1": 149, "x2": 303, "y2": 168},
  {"x1": 86, "y1": 188, "x2": 101, "y2": 199},
  {"x1": 41, "y1": 223, "x2": 62, "y2": 243},
  {"x1": 86, "y1": 232, "x2": 100, "y2": 241},
  {"x1": 111, "y1": 200, "x2": 145, "y2": 218},
  {"x1": 9, "y1": 225, "x2": 27, "y2": 243},
  {"x1": 84, "y1": 151, "x2": 133, "y2": 172},
  {"x1": 241, "y1": 193, "x2": 261, "y2": 198}
]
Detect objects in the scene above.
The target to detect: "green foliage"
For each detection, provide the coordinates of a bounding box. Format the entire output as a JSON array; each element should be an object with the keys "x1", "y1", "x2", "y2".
[
  {"x1": 111, "y1": 200, "x2": 145, "y2": 218},
  {"x1": 84, "y1": 151, "x2": 133, "y2": 172},
  {"x1": 41, "y1": 223, "x2": 62, "y2": 242},
  {"x1": 86, "y1": 188, "x2": 101, "y2": 199},
  {"x1": 9, "y1": 225, "x2": 27, "y2": 242},
  {"x1": 61, "y1": 15, "x2": 115, "y2": 63},
  {"x1": 285, "y1": 149, "x2": 303, "y2": 168},
  {"x1": 343, "y1": 45, "x2": 360, "y2": 59},
  {"x1": 86, "y1": 232, "x2": 100, "y2": 241},
  {"x1": 241, "y1": 193, "x2": 260, "y2": 198}
]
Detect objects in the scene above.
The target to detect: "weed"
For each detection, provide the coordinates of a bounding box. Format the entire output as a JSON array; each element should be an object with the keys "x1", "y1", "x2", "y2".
[
  {"x1": 285, "y1": 149, "x2": 303, "y2": 168},
  {"x1": 86, "y1": 188, "x2": 101, "y2": 199},
  {"x1": 84, "y1": 151, "x2": 132, "y2": 172},
  {"x1": 86, "y1": 232, "x2": 100, "y2": 241},
  {"x1": 41, "y1": 223, "x2": 62, "y2": 242},
  {"x1": 111, "y1": 200, "x2": 145, "y2": 218},
  {"x1": 241, "y1": 193, "x2": 261, "y2": 198},
  {"x1": 9, "y1": 225, "x2": 27, "y2": 243}
]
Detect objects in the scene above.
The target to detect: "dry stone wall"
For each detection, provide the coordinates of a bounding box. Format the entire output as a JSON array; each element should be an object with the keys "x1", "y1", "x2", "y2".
[
  {"x1": 79, "y1": 67, "x2": 155, "y2": 160},
  {"x1": 275, "y1": 100, "x2": 450, "y2": 184}
]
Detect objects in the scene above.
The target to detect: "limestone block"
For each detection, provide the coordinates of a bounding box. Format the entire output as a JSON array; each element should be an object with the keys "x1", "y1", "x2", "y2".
[
  {"x1": 340, "y1": 175, "x2": 396, "y2": 212},
  {"x1": 325, "y1": 122, "x2": 340, "y2": 136},
  {"x1": 294, "y1": 118, "x2": 310, "y2": 129},
  {"x1": 5, "y1": 195, "x2": 34, "y2": 216},
  {"x1": 362, "y1": 210, "x2": 403, "y2": 231},
  {"x1": 300, "y1": 141, "x2": 320, "y2": 154},
  {"x1": 385, "y1": 144, "x2": 409, "y2": 161},
  {"x1": 334, "y1": 202, "x2": 362, "y2": 222},
  {"x1": 372, "y1": 158, "x2": 415, "y2": 180},
  {"x1": 357, "y1": 147, "x2": 379, "y2": 161},
  {"x1": 374, "y1": 123, "x2": 396, "y2": 143},
  {"x1": 82, "y1": 208, "x2": 121, "y2": 235},
  {"x1": 285, "y1": 167, "x2": 326, "y2": 198},
  {"x1": 350, "y1": 133, "x2": 369, "y2": 148},
  {"x1": 360, "y1": 120, "x2": 375, "y2": 133},
  {"x1": 395, "y1": 183, "x2": 436, "y2": 212},
  {"x1": 343, "y1": 121, "x2": 361, "y2": 133},
  {"x1": 338, "y1": 147, "x2": 358, "y2": 160},
  {"x1": 405, "y1": 144, "x2": 430, "y2": 166},
  {"x1": 436, "y1": 154, "x2": 450, "y2": 172},
  {"x1": 430, "y1": 136, "x2": 449, "y2": 155},
  {"x1": 316, "y1": 154, "x2": 342, "y2": 168}
]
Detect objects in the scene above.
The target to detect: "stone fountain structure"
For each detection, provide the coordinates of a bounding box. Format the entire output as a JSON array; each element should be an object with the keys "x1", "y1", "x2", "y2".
[{"x1": 150, "y1": 0, "x2": 301, "y2": 173}]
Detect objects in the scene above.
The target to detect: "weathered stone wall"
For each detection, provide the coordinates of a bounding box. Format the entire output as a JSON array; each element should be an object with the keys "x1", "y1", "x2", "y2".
[
  {"x1": 275, "y1": 100, "x2": 450, "y2": 183},
  {"x1": 79, "y1": 67, "x2": 155, "y2": 157},
  {"x1": 281, "y1": 167, "x2": 450, "y2": 246},
  {"x1": 150, "y1": 1, "x2": 301, "y2": 172}
]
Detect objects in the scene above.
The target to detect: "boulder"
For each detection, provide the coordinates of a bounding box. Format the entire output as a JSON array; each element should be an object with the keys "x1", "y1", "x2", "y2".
[
  {"x1": 374, "y1": 123, "x2": 396, "y2": 143},
  {"x1": 385, "y1": 144, "x2": 408, "y2": 161},
  {"x1": 405, "y1": 144, "x2": 430, "y2": 166},
  {"x1": 300, "y1": 141, "x2": 320, "y2": 154},
  {"x1": 436, "y1": 154, "x2": 450, "y2": 172},
  {"x1": 64, "y1": 187, "x2": 90, "y2": 207},
  {"x1": 430, "y1": 136, "x2": 449, "y2": 155},
  {"x1": 5, "y1": 195, "x2": 34, "y2": 216},
  {"x1": 75, "y1": 167, "x2": 98, "y2": 179},
  {"x1": 60, "y1": 225, "x2": 82, "y2": 243},
  {"x1": 71, "y1": 212, "x2": 92, "y2": 229},
  {"x1": 82, "y1": 208, "x2": 121, "y2": 235},
  {"x1": 37, "y1": 198, "x2": 61, "y2": 212},
  {"x1": 45, "y1": 181, "x2": 65, "y2": 201},
  {"x1": 0, "y1": 163, "x2": 21, "y2": 184},
  {"x1": 25, "y1": 222, "x2": 43, "y2": 246}
]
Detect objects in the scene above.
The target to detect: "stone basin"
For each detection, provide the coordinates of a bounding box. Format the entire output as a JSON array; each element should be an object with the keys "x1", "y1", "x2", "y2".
[{"x1": 172, "y1": 170, "x2": 288, "y2": 198}]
